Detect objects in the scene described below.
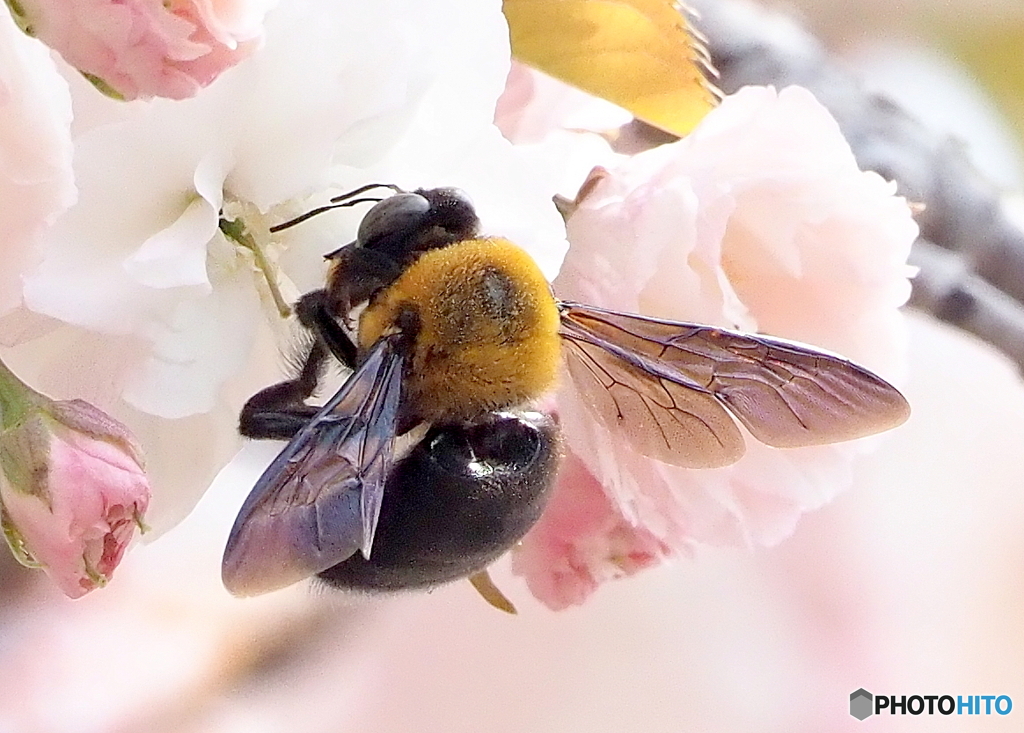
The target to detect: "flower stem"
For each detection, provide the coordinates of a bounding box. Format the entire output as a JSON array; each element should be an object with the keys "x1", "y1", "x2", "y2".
[
  {"x1": 219, "y1": 217, "x2": 293, "y2": 319},
  {"x1": 0, "y1": 357, "x2": 38, "y2": 431}
]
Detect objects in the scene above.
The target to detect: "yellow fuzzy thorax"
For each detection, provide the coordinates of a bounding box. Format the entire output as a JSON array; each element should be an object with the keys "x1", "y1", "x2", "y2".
[{"x1": 358, "y1": 237, "x2": 561, "y2": 423}]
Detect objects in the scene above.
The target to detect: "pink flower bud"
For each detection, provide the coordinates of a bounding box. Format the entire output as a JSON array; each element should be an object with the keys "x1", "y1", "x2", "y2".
[
  {"x1": 5, "y1": 0, "x2": 271, "y2": 101},
  {"x1": 0, "y1": 360, "x2": 150, "y2": 598}
]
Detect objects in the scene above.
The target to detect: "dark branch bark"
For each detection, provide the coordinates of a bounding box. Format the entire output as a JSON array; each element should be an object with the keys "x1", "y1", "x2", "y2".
[{"x1": 691, "y1": 0, "x2": 1024, "y2": 371}]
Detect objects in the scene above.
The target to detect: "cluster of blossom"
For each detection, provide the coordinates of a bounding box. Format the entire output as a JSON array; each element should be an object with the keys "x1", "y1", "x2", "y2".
[{"x1": 0, "y1": 0, "x2": 915, "y2": 607}]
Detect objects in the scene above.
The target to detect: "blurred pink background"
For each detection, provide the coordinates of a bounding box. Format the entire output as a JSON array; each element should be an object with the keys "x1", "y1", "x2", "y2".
[
  {"x1": 2, "y1": 313, "x2": 1022, "y2": 733},
  {"x1": 4, "y1": 0, "x2": 1024, "y2": 730}
]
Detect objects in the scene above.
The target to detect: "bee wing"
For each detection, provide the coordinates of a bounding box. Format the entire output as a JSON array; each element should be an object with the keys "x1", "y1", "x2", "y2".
[
  {"x1": 559, "y1": 303, "x2": 910, "y2": 468},
  {"x1": 560, "y1": 310, "x2": 746, "y2": 469},
  {"x1": 222, "y1": 334, "x2": 404, "y2": 597}
]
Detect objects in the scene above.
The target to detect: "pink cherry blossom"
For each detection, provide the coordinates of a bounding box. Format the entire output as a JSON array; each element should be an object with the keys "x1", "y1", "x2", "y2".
[
  {"x1": 514, "y1": 85, "x2": 917, "y2": 608},
  {"x1": 7, "y1": 0, "x2": 272, "y2": 101},
  {"x1": 0, "y1": 359, "x2": 150, "y2": 598}
]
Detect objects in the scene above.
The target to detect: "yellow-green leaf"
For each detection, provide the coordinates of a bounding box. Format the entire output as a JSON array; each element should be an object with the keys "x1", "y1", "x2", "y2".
[
  {"x1": 504, "y1": 0, "x2": 719, "y2": 137},
  {"x1": 937, "y1": 19, "x2": 1024, "y2": 145}
]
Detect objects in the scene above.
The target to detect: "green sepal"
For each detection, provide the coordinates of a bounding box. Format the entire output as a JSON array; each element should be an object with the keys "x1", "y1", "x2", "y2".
[
  {"x1": 1, "y1": 510, "x2": 43, "y2": 569},
  {"x1": 0, "y1": 413, "x2": 51, "y2": 502},
  {"x1": 0, "y1": 357, "x2": 41, "y2": 432},
  {"x1": 80, "y1": 72, "x2": 127, "y2": 101},
  {"x1": 48, "y1": 399, "x2": 145, "y2": 469},
  {"x1": 134, "y1": 507, "x2": 151, "y2": 535},
  {"x1": 3, "y1": 0, "x2": 34, "y2": 36}
]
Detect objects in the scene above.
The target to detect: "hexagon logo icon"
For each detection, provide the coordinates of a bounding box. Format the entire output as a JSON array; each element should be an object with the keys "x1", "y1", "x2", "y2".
[{"x1": 850, "y1": 689, "x2": 873, "y2": 720}]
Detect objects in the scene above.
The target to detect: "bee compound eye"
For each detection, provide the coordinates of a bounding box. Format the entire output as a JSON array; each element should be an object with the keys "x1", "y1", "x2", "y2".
[
  {"x1": 429, "y1": 187, "x2": 473, "y2": 209},
  {"x1": 420, "y1": 187, "x2": 479, "y2": 238},
  {"x1": 356, "y1": 192, "x2": 431, "y2": 248}
]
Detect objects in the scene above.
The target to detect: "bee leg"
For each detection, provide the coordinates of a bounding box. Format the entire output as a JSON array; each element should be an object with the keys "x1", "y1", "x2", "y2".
[
  {"x1": 294, "y1": 288, "x2": 359, "y2": 369},
  {"x1": 241, "y1": 285, "x2": 364, "y2": 441},
  {"x1": 239, "y1": 339, "x2": 328, "y2": 440},
  {"x1": 323, "y1": 247, "x2": 405, "y2": 321},
  {"x1": 468, "y1": 570, "x2": 517, "y2": 614}
]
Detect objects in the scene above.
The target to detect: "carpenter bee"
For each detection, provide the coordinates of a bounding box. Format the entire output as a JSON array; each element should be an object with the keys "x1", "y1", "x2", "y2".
[{"x1": 222, "y1": 185, "x2": 910, "y2": 607}]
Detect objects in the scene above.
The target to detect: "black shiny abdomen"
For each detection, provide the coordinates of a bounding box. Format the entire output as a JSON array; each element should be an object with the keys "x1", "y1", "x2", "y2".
[{"x1": 318, "y1": 411, "x2": 559, "y2": 591}]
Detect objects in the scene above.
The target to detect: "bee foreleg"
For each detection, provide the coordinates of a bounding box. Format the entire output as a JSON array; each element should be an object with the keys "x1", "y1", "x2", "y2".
[
  {"x1": 238, "y1": 401, "x2": 319, "y2": 440},
  {"x1": 295, "y1": 288, "x2": 359, "y2": 368},
  {"x1": 239, "y1": 339, "x2": 327, "y2": 440}
]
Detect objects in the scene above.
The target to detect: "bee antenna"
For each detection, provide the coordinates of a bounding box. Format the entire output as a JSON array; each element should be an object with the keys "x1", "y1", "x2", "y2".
[
  {"x1": 270, "y1": 197, "x2": 385, "y2": 233},
  {"x1": 329, "y1": 183, "x2": 404, "y2": 204},
  {"x1": 270, "y1": 185, "x2": 407, "y2": 234}
]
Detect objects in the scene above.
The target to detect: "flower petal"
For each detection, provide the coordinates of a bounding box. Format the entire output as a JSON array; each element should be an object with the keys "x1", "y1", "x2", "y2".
[
  {"x1": 124, "y1": 197, "x2": 218, "y2": 290},
  {"x1": 0, "y1": 11, "x2": 75, "y2": 317},
  {"x1": 122, "y1": 270, "x2": 262, "y2": 418},
  {"x1": 520, "y1": 85, "x2": 915, "y2": 605}
]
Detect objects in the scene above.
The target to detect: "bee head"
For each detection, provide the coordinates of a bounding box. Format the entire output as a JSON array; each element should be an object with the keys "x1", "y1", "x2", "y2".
[{"x1": 352, "y1": 187, "x2": 480, "y2": 260}]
